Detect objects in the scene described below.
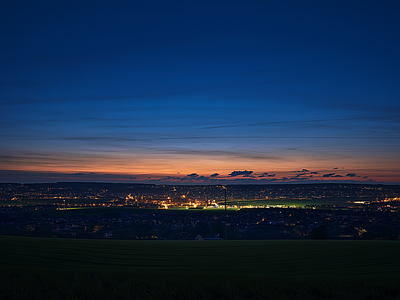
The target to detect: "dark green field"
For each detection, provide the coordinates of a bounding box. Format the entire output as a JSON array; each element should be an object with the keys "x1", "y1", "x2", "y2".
[
  {"x1": 27, "y1": 206, "x2": 163, "y2": 217},
  {"x1": 1, "y1": 196, "x2": 367, "y2": 209},
  {"x1": 2, "y1": 235, "x2": 400, "y2": 299},
  {"x1": 1, "y1": 198, "x2": 111, "y2": 207},
  {"x1": 225, "y1": 198, "x2": 352, "y2": 207},
  {"x1": 25, "y1": 206, "x2": 236, "y2": 218}
]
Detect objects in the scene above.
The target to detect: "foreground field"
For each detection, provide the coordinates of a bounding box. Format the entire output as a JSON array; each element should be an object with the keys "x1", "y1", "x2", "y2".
[{"x1": 2, "y1": 236, "x2": 400, "y2": 299}]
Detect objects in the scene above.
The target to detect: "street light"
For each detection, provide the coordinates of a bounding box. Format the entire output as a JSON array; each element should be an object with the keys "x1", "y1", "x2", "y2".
[{"x1": 222, "y1": 186, "x2": 227, "y2": 240}]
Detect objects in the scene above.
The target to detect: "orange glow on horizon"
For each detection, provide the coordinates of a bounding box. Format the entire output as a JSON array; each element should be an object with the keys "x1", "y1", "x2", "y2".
[{"x1": 1, "y1": 150, "x2": 399, "y2": 183}]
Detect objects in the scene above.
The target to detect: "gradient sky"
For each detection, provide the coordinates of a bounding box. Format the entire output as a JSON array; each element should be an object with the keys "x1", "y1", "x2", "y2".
[{"x1": 1, "y1": 1, "x2": 399, "y2": 184}]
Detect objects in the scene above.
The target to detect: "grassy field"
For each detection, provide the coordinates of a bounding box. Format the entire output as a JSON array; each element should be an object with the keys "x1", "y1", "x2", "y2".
[
  {"x1": 27, "y1": 206, "x2": 161, "y2": 217},
  {"x1": 224, "y1": 197, "x2": 367, "y2": 207},
  {"x1": 2, "y1": 235, "x2": 400, "y2": 299},
  {"x1": 25, "y1": 206, "x2": 236, "y2": 217},
  {"x1": 2, "y1": 196, "x2": 369, "y2": 209},
  {"x1": 1, "y1": 198, "x2": 112, "y2": 207},
  {"x1": 7, "y1": 198, "x2": 365, "y2": 218}
]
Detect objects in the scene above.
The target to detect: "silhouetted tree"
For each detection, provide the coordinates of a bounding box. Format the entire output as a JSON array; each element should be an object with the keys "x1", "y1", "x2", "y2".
[
  {"x1": 310, "y1": 225, "x2": 328, "y2": 239},
  {"x1": 211, "y1": 220, "x2": 223, "y2": 234},
  {"x1": 364, "y1": 225, "x2": 393, "y2": 240},
  {"x1": 243, "y1": 228, "x2": 265, "y2": 240},
  {"x1": 194, "y1": 221, "x2": 210, "y2": 236}
]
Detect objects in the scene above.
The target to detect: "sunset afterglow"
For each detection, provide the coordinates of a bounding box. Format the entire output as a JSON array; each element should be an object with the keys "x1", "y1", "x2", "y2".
[{"x1": 1, "y1": 1, "x2": 399, "y2": 184}]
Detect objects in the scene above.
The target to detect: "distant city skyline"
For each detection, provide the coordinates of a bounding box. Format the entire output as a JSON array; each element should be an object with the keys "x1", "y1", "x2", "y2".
[{"x1": 1, "y1": 1, "x2": 399, "y2": 184}]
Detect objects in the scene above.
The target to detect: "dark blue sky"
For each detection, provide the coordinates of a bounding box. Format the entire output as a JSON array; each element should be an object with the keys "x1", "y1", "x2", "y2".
[{"x1": 1, "y1": 1, "x2": 399, "y2": 184}]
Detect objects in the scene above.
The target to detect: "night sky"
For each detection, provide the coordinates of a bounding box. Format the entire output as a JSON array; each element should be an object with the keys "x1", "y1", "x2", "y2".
[{"x1": 1, "y1": 1, "x2": 399, "y2": 184}]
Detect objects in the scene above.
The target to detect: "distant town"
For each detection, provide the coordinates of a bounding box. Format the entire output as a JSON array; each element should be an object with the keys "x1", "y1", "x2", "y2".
[{"x1": 1, "y1": 182, "x2": 400, "y2": 240}]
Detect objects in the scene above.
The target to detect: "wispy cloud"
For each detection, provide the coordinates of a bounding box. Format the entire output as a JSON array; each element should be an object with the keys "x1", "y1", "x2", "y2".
[
  {"x1": 346, "y1": 173, "x2": 356, "y2": 177},
  {"x1": 186, "y1": 173, "x2": 199, "y2": 178},
  {"x1": 229, "y1": 170, "x2": 253, "y2": 177},
  {"x1": 323, "y1": 173, "x2": 336, "y2": 177}
]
